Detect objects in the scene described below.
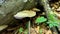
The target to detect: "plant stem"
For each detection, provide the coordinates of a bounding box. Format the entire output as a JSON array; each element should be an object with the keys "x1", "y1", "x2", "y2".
[{"x1": 28, "y1": 21, "x2": 30, "y2": 34}]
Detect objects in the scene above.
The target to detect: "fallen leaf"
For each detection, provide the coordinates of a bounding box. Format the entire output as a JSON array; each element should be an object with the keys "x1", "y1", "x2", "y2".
[
  {"x1": 57, "y1": 7, "x2": 60, "y2": 12},
  {"x1": 54, "y1": 11, "x2": 60, "y2": 18},
  {"x1": 45, "y1": 30, "x2": 52, "y2": 34}
]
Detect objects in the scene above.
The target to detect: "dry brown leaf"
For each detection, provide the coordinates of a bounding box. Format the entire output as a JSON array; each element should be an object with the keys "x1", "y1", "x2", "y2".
[
  {"x1": 45, "y1": 30, "x2": 52, "y2": 34},
  {"x1": 57, "y1": 7, "x2": 60, "y2": 12},
  {"x1": 34, "y1": 26, "x2": 39, "y2": 33},
  {"x1": 54, "y1": 11, "x2": 60, "y2": 18}
]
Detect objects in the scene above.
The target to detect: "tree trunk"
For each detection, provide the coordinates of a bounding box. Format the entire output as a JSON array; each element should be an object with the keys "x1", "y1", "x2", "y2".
[{"x1": 0, "y1": 0, "x2": 37, "y2": 25}]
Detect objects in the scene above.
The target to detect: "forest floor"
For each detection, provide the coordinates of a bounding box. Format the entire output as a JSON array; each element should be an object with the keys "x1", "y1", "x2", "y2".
[{"x1": 1, "y1": 0, "x2": 60, "y2": 34}]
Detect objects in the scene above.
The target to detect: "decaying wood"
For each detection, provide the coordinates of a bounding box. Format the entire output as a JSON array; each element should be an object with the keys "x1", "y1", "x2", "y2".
[{"x1": 0, "y1": 0, "x2": 37, "y2": 25}]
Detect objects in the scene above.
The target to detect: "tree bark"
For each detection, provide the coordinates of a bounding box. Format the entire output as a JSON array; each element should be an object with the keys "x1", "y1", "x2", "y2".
[{"x1": 0, "y1": 0, "x2": 37, "y2": 25}]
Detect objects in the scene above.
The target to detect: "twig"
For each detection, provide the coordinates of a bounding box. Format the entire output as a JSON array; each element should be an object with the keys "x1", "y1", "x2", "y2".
[{"x1": 28, "y1": 21, "x2": 30, "y2": 34}]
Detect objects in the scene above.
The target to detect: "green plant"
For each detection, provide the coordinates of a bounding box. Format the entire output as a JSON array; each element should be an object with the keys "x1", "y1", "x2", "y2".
[
  {"x1": 19, "y1": 27, "x2": 24, "y2": 33},
  {"x1": 39, "y1": 29, "x2": 43, "y2": 34},
  {"x1": 47, "y1": 12, "x2": 59, "y2": 28},
  {"x1": 47, "y1": 20, "x2": 59, "y2": 28},
  {"x1": 24, "y1": 29, "x2": 28, "y2": 34},
  {"x1": 35, "y1": 16, "x2": 47, "y2": 25},
  {"x1": 25, "y1": 22, "x2": 29, "y2": 28},
  {"x1": 35, "y1": 15, "x2": 59, "y2": 28}
]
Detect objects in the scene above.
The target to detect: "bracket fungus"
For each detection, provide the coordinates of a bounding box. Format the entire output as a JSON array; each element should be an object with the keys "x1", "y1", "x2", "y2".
[
  {"x1": 14, "y1": 10, "x2": 36, "y2": 19},
  {"x1": 32, "y1": 8, "x2": 40, "y2": 12},
  {"x1": 0, "y1": 25, "x2": 8, "y2": 31}
]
